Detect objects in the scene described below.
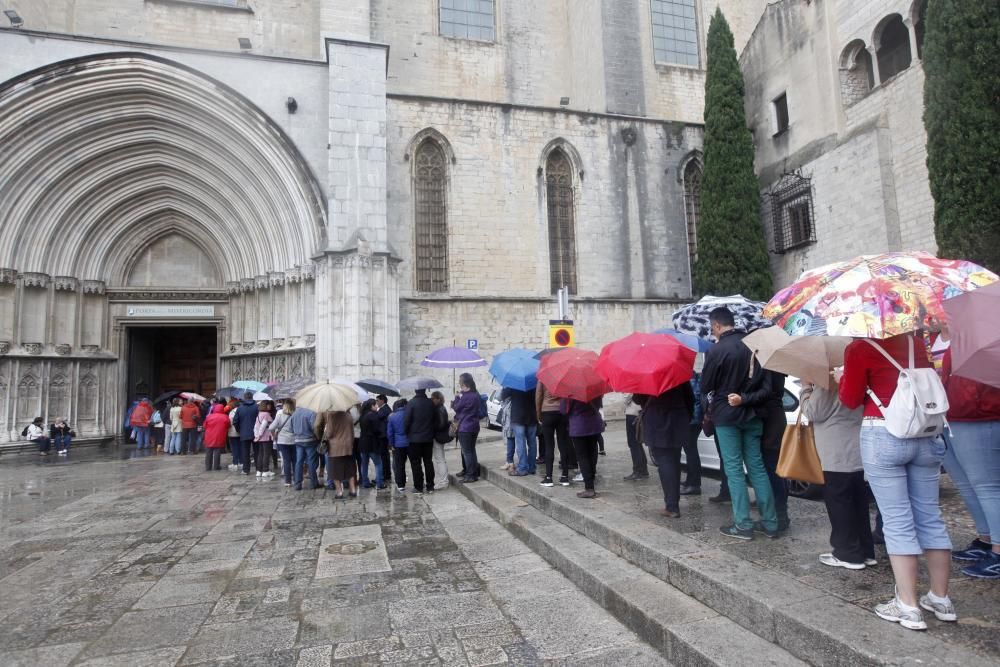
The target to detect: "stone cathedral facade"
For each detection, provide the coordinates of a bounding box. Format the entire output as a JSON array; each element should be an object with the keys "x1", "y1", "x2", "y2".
[{"x1": 0, "y1": 0, "x2": 767, "y2": 442}]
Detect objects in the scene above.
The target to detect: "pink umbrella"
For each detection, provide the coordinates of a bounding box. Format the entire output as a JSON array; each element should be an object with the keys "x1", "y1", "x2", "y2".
[{"x1": 944, "y1": 280, "x2": 1000, "y2": 388}]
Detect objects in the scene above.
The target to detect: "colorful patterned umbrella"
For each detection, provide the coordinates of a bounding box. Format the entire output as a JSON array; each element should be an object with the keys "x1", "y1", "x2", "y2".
[
  {"x1": 671, "y1": 295, "x2": 772, "y2": 340},
  {"x1": 763, "y1": 252, "x2": 997, "y2": 339}
]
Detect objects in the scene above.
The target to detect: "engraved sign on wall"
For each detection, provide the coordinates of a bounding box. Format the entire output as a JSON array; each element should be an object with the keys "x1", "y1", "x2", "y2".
[{"x1": 126, "y1": 305, "x2": 216, "y2": 317}]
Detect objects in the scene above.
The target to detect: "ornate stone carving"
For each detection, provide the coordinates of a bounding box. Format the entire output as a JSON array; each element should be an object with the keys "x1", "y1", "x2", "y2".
[
  {"x1": 81, "y1": 344, "x2": 99, "y2": 354},
  {"x1": 53, "y1": 276, "x2": 78, "y2": 292},
  {"x1": 255, "y1": 275, "x2": 268, "y2": 290},
  {"x1": 0, "y1": 341, "x2": 9, "y2": 355},
  {"x1": 621, "y1": 126, "x2": 638, "y2": 146},
  {"x1": 240, "y1": 278, "x2": 255, "y2": 292},
  {"x1": 20, "y1": 272, "x2": 50, "y2": 288},
  {"x1": 304, "y1": 334, "x2": 316, "y2": 346},
  {"x1": 226, "y1": 281, "x2": 241, "y2": 295},
  {"x1": 55, "y1": 344, "x2": 72, "y2": 356},
  {"x1": 288, "y1": 336, "x2": 301, "y2": 347},
  {"x1": 243, "y1": 342, "x2": 255, "y2": 352},
  {"x1": 305, "y1": 352, "x2": 315, "y2": 379},
  {"x1": 285, "y1": 267, "x2": 302, "y2": 284},
  {"x1": 271, "y1": 338, "x2": 285, "y2": 349},
  {"x1": 23, "y1": 343, "x2": 42, "y2": 355},
  {"x1": 301, "y1": 264, "x2": 315, "y2": 280},
  {"x1": 229, "y1": 344, "x2": 238, "y2": 354},
  {"x1": 268, "y1": 271, "x2": 285, "y2": 287},
  {"x1": 81, "y1": 280, "x2": 106, "y2": 295},
  {"x1": 290, "y1": 355, "x2": 303, "y2": 378},
  {"x1": 257, "y1": 340, "x2": 269, "y2": 350},
  {"x1": 0, "y1": 268, "x2": 16, "y2": 285}
]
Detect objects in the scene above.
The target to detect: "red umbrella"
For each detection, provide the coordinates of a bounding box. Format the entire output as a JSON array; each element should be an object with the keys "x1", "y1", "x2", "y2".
[
  {"x1": 536, "y1": 348, "x2": 612, "y2": 403},
  {"x1": 596, "y1": 332, "x2": 696, "y2": 395}
]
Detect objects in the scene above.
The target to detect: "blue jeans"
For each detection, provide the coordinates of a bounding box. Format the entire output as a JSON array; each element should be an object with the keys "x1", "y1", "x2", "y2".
[
  {"x1": 505, "y1": 436, "x2": 515, "y2": 465},
  {"x1": 861, "y1": 424, "x2": 951, "y2": 555},
  {"x1": 513, "y1": 423, "x2": 538, "y2": 473},
  {"x1": 278, "y1": 444, "x2": 296, "y2": 484},
  {"x1": 295, "y1": 442, "x2": 320, "y2": 489},
  {"x1": 359, "y1": 451, "x2": 384, "y2": 487},
  {"x1": 942, "y1": 421, "x2": 1000, "y2": 543},
  {"x1": 169, "y1": 432, "x2": 182, "y2": 454},
  {"x1": 53, "y1": 434, "x2": 72, "y2": 452},
  {"x1": 230, "y1": 437, "x2": 242, "y2": 466},
  {"x1": 716, "y1": 419, "x2": 777, "y2": 531},
  {"x1": 135, "y1": 426, "x2": 150, "y2": 448}
]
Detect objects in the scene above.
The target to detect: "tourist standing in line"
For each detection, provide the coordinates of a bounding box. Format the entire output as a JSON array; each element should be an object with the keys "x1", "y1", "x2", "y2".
[
  {"x1": 358, "y1": 399, "x2": 386, "y2": 489},
  {"x1": 151, "y1": 404, "x2": 165, "y2": 452},
  {"x1": 49, "y1": 417, "x2": 75, "y2": 456},
  {"x1": 503, "y1": 386, "x2": 538, "y2": 477},
  {"x1": 622, "y1": 395, "x2": 649, "y2": 481},
  {"x1": 290, "y1": 405, "x2": 320, "y2": 490},
  {"x1": 840, "y1": 333, "x2": 955, "y2": 630},
  {"x1": 376, "y1": 395, "x2": 392, "y2": 486},
  {"x1": 130, "y1": 398, "x2": 154, "y2": 450},
  {"x1": 680, "y1": 373, "x2": 704, "y2": 495},
  {"x1": 180, "y1": 398, "x2": 202, "y2": 454},
  {"x1": 225, "y1": 398, "x2": 241, "y2": 469},
  {"x1": 387, "y1": 398, "x2": 410, "y2": 494},
  {"x1": 635, "y1": 382, "x2": 695, "y2": 517},
  {"x1": 740, "y1": 368, "x2": 791, "y2": 533},
  {"x1": 253, "y1": 400, "x2": 275, "y2": 478},
  {"x1": 202, "y1": 404, "x2": 229, "y2": 471},
  {"x1": 317, "y1": 409, "x2": 357, "y2": 499},
  {"x1": 233, "y1": 392, "x2": 260, "y2": 476},
  {"x1": 564, "y1": 396, "x2": 604, "y2": 498},
  {"x1": 536, "y1": 379, "x2": 574, "y2": 486},
  {"x1": 430, "y1": 391, "x2": 451, "y2": 488},
  {"x1": 452, "y1": 374, "x2": 481, "y2": 484},
  {"x1": 27, "y1": 417, "x2": 50, "y2": 455},
  {"x1": 939, "y1": 341, "x2": 1000, "y2": 579},
  {"x1": 701, "y1": 307, "x2": 778, "y2": 540},
  {"x1": 499, "y1": 394, "x2": 515, "y2": 472},
  {"x1": 404, "y1": 388, "x2": 437, "y2": 493},
  {"x1": 168, "y1": 398, "x2": 183, "y2": 455},
  {"x1": 269, "y1": 399, "x2": 297, "y2": 488}
]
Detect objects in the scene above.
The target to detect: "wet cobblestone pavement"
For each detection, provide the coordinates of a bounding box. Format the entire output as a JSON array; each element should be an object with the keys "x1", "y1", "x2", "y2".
[{"x1": 0, "y1": 445, "x2": 666, "y2": 666}]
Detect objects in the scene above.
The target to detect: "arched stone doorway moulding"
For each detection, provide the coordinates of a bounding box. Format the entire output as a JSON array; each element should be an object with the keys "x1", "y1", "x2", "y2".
[{"x1": 0, "y1": 52, "x2": 328, "y2": 442}]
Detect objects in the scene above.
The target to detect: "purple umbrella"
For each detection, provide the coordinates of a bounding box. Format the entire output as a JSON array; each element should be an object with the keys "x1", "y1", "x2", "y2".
[{"x1": 420, "y1": 346, "x2": 487, "y2": 368}]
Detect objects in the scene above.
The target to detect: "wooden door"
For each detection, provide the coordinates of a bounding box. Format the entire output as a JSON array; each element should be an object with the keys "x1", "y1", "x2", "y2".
[{"x1": 157, "y1": 328, "x2": 217, "y2": 396}]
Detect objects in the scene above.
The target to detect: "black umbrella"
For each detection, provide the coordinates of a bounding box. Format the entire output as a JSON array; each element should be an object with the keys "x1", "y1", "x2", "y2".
[
  {"x1": 152, "y1": 390, "x2": 182, "y2": 405},
  {"x1": 397, "y1": 376, "x2": 444, "y2": 392},
  {"x1": 356, "y1": 378, "x2": 400, "y2": 397}
]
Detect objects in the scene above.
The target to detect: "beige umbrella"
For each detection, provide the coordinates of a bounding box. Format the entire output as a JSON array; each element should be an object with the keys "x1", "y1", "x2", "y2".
[
  {"x1": 295, "y1": 381, "x2": 361, "y2": 413},
  {"x1": 741, "y1": 327, "x2": 852, "y2": 390}
]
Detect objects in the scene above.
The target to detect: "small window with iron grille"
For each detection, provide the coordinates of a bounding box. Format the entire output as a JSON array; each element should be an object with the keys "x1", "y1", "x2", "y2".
[{"x1": 765, "y1": 173, "x2": 816, "y2": 254}]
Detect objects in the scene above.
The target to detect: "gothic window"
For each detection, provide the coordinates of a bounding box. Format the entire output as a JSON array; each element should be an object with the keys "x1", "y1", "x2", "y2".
[
  {"x1": 651, "y1": 0, "x2": 700, "y2": 67},
  {"x1": 49, "y1": 371, "x2": 70, "y2": 421},
  {"x1": 414, "y1": 139, "x2": 449, "y2": 293},
  {"x1": 77, "y1": 374, "x2": 98, "y2": 421},
  {"x1": 440, "y1": 0, "x2": 495, "y2": 42},
  {"x1": 839, "y1": 40, "x2": 875, "y2": 106},
  {"x1": 682, "y1": 160, "x2": 702, "y2": 263},
  {"x1": 765, "y1": 173, "x2": 816, "y2": 254},
  {"x1": 546, "y1": 149, "x2": 578, "y2": 295},
  {"x1": 875, "y1": 15, "x2": 912, "y2": 83}
]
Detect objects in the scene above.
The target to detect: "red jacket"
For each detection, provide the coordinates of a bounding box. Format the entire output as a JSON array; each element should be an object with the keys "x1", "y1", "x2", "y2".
[
  {"x1": 203, "y1": 405, "x2": 230, "y2": 448},
  {"x1": 942, "y1": 348, "x2": 1000, "y2": 422},
  {"x1": 180, "y1": 403, "x2": 201, "y2": 429},
  {"x1": 840, "y1": 334, "x2": 932, "y2": 418},
  {"x1": 130, "y1": 402, "x2": 154, "y2": 427}
]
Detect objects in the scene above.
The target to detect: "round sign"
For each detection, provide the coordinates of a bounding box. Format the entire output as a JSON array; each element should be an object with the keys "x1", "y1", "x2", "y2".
[{"x1": 554, "y1": 329, "x2": 571, "y2": 346}]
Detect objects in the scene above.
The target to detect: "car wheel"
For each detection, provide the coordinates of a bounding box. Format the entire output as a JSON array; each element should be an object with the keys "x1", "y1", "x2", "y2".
[{"x1": 787, "y1": 479, "x2": 823, "y2": 500}]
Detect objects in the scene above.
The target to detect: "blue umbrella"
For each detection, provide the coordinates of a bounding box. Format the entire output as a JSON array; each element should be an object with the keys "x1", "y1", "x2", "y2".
[
  {"x1": 489, "y1": 348, "x2": 541, "y2": 391},
  {"x1": 654, "y1": 328, "x2": 713, "y2": 353},
  {"x1": 232, "y1": 380, "x2": 267, "y2": 392}
]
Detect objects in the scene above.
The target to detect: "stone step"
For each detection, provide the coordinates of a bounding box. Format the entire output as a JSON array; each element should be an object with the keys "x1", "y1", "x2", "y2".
[
  {"x1": 464, "y1": 464, "x2": 985, "y2": 667},
  {"x1": 451, "y1": 474, "x2": 807, "y2": 667}
]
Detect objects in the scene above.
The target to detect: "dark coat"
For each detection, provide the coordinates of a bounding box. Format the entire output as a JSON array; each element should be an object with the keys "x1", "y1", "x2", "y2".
[
  {"x1": 636, "y1": 384, "x2": 695, "y2": 449},
  {"x1": 232, "y1": 399, "x2": 260, "y2": 441},
  {"x1": 500, "y1": 388, "x2": 537, "y2": 425},
  {"x1": 451, "y1": 390, "x2": 482, "y2": 434},
  {"x1": 564, "y1": 398, "x2": 603, "y2": 438},
  {"x1": 742, "y1": 369, "x2": 787, "y2": 450},
  {"x1": 359, "y1": 410, "x2": 383, "y2": 454},
  {"x1": 404, "y1": 392, "x2": 437, "y2": 443},
  {"x1": 376, "y1": 403, "x2": 391, "y2": 439},
  {"x1": 701, "y1": 329, "x2": 760, "y2": 426}
]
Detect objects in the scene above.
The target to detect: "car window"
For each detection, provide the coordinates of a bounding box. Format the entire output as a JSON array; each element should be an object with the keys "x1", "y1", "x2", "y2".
[{"x1": 782, "y1": 389, "x2": 799, "y2": 412}]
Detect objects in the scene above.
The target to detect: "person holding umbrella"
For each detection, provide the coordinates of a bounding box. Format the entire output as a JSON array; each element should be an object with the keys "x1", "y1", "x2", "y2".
[
  {"x1": 536, "y1": 379, "x2": 573, "y2": 486},
  {"x1": 502, "y1": 386, "x2": 538, "y2": 477},
  {"x1": 451, "y1": 373, "x2": 482, "y2": 483},
  {"x1": 634, "y1": 382, "x2": 695, "y2": 517}
]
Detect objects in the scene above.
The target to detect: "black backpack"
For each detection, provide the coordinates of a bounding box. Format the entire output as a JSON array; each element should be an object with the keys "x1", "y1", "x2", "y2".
[{"x1": 21, "y1": 425, "x2": 30, "y2": 437}]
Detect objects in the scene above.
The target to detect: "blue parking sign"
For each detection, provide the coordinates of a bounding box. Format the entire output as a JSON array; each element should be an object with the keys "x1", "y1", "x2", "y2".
[{"x1": 467, "y1": 339, "x2": 478, "y2": 350}]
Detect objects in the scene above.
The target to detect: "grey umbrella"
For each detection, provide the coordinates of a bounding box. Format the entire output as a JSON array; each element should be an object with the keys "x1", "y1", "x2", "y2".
[
  {"x1": 356, "y1": 378, "x2": 400, "y2": 396},
  {"x1": 397, "y1": 376, "x2": 444, "y2": 392},
  {"x1": 266, "y1": 377, "x2": 313, "y2": 400}
]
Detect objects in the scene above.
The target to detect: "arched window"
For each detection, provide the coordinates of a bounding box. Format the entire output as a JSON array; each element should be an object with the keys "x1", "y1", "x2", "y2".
[
  {"x1": 413, "y1": 138, "x2": 448, "y2": 293},
  {"x1": 545, "y1": 149, "x2": 578, "y2": 294},
  {"x1": 875, "y1": 15, "x2": 912, "y2": 82},
  {"x1": 682, "y1": 159, "x2": 702, "y2": 263},
  {"x1": 839, "y1": 40, "x2": 875, "y2": 106}
]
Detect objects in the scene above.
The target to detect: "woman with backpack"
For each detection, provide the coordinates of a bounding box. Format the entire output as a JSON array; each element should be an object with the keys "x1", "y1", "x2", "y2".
[
  {"x1": 269, "y1": 399, "x2": 297, "y2": 487},
  {"x1": 839, "y1": 333, "x2": 955, "y2": 631},
  {"x1": 26, "y1": 417, "x2": 50, "y2": 455}
]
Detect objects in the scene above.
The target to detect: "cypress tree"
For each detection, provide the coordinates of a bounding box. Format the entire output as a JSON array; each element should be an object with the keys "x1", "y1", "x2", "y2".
[
  {"x1": 693, "y1": 8, "x2": 772, "y2": 301},
  {"x1": 923, "y1": 0, "x2": 1000, "y2": 272}
]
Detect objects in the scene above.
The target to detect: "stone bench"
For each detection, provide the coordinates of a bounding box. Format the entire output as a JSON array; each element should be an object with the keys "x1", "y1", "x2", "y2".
[{"x1": 0, "y1": 436, "x2": 115, "y2": 456}]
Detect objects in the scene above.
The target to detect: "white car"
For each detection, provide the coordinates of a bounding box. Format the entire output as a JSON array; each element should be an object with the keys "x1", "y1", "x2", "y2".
[{"x1": 486, "y1": 389, "x2": 503, "y2": 430}]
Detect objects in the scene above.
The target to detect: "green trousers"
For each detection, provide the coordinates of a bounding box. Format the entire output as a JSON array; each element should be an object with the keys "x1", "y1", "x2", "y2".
[{"x1": 716, "y1": 419, "x2": 778, "y2": 531}]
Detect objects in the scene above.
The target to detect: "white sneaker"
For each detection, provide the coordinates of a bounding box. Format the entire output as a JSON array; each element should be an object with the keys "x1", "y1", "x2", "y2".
[
  {"x1": 573, "y1": 473, "x2": 584, "y2": 483},
  {"x1": 919, "y1": 594, "x2": 958, "y2": 622},
  {"x1": 864, "y1": 558, "x2": 878, "y2": 567},
  {"x1": 875, "y1": 597, "x2": 927, "y2": 631},
  {"x1": 819, "y1": 553, "x2": 865, "y2": 570},
  {"x1": 499, "y1": 462, "x2": 512, "y2": 470},
  {"x1": 228, "y1": 464, "x2": 237, "y2": 471},
  {"x1": 396, "y1": 487, "x2": 406, "y2": 494},
  {"x1": 256, "y1": 471, "x2": 263, "y2": 478},
  {"x1": 263, "y1": 471, "x2": 275, "y2": 478}
]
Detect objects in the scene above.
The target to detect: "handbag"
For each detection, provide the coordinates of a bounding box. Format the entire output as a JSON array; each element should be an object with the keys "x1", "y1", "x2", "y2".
[
  {"x1": 448, "y1": 418, "x2": 459, "y2": 438},
  {"x1": 701, "y1": 396, "x2": 715, "y2": 437},
  {"x1": 776, "y1": 411, "x2": 824, "y2": 485}
]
